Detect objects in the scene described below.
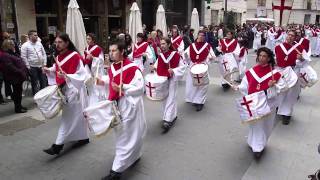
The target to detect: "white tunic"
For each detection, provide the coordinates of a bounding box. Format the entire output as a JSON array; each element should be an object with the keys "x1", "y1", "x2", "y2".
[
  {"x1": 184, "y1": 44, "x2": 215, "y2": 104},
  {"x1": 315, "y1": 31, "x2": 320, "y2": 56},
  {"x1": 128, "y1": 43, "x2": 155, "y2": 73},
  {"x1": 47, "y1": 61, "x2": 89, "y2": 145},
  {"x1": 238, "y1": 76, "x2": 279, "y2": 153},
  {"x1": 266, "y1": 29, "x2": 277, "y2": 52},
  {"x1": 154, "y1": 54, "x2": 186, "y2": 122},
  {"x1": 104, "y1": 69, "x2": 147, "y2": 173},
  {"x1": 253, "y1": 31, "x2": 262, "y2": 50}
]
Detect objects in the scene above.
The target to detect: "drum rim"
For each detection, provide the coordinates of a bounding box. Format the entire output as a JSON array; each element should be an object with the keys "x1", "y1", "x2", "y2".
[{"x1": 34, "y1": 85, "x2": 59, "y2": 99}]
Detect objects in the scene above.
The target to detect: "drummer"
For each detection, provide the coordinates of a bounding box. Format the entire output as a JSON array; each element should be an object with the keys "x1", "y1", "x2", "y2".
[
  {"x1": 42, "y1": 33, "x2": 89, "y2": 155},
  {"x1": 233, "y1": 47, "x2": 282, "y2": 159},
  {"x1": 275, "y1": 30, "x2": 307, "y2": 125},
  {"x1": 151, "y1": 37, "x2": 186, "y2": 132},
  {"x1": 83, "y1": 33, "x2": 108, "y2": 104},
  {"x1": 96, "y1": 40, "x2": 147, "y2": 180},
  {"x1": 217, "y1": 30, "x2": 241, "y2": 90},
  {"x1": 128, "y1": 32, "x2": 155, "y2": 73},
  {"x1": 184, "y1": 30, "x2": 215, "y2": 111},
  {"x1": 171, "y1": 27, "x2": 185, "y2": 55}
]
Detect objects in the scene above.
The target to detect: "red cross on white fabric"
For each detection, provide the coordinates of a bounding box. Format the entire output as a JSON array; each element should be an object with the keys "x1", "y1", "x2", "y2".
[
  {"x1": 241, "y1": 96, "x2": 253, "y2": 117},
  {"x1": 146, "y1": 82, "x2": 156, "y2": 97},
  {"x1": 300, "y1": 72, "x2": 308, "y2": 83},
  {"x1": 222, "y1": 60, "x2": 228, "y2": 71},
  {"x1": 272, "y1": 0, "x2": 292, "y2": 25},
  {"x1": 193, "y1": 74, "x2": 202, "y2": 84}
]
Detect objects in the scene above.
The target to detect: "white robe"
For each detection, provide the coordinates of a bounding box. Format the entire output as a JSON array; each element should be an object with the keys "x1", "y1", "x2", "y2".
[
  {"x1": 47, "y1": 61, "x2": 89, "y2": 145},
  {"x1": 266, "y1": 29, "x2": 277, "y2": 52},
  {"x1": 315, "y1": 32, "x2": 320, "y2": 56},
  {"x1": 154, "y1": 56, "x2": 186, "y2": 122},
  {"x1": 86, "y1": 51, "x2": 108, "y2": 105},
  {"x1": 253, "y1": 31, "x2": 262, "y2": 50},
  {"x1": 238, "y1": 76, "x2": 279, "y2": 153},
  {"x1": 238, "y1": 50, "x2": 248, "y2": 80},
  {"x1": 104, "y1": 70, "x2": 147, "y2": 173},
  {"x1": 184, "y1": 46, "x2": 215, "y2": 104},
  {"x1": 128, "y1": 45, "x2": 155, "y2": 74}
]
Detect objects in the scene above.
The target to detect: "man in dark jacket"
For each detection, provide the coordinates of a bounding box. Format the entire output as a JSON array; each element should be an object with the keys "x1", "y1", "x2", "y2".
[{"x1": 0, "y1": 50, "x2": 28, "y2": 113}]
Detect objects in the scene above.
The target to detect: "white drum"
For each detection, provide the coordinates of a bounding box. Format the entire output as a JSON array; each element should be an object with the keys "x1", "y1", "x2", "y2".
[
  {"x1": 34, "y1": 85, "x2": 62, "y2": 119},
  {"x1": 144, "y1": 73, "x2": 169, "y2": 101},
  {"x1": 84, "y1": 100, "x2": 121, "y2": 137},
  {"x1": 236, "y1": 91, "x2": 271, "y2": 124},
  {"x1": 279, "y1": 66, "x2": 298, "y2": 88},
  {"x1": 298, "y1": 64, "x2": 318, "y2": 88},
  {"x1": 190, "y1": 63, "x2": 209, "y2": 86}
]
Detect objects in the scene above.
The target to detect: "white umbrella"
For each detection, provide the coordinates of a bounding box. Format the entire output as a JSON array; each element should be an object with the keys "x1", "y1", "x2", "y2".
[
  {"x1": 156, "y1": 4, "x2": 168, "y2": 38},
  {"x1": 190, "y1": 8, "x2": 200, "y2": 40},
  {"x1": 66, "y1": 0, "x2": 87, "y2": 55},
  {"x1": 129, "y1": 2, "x2": 143, "y2": 44}
]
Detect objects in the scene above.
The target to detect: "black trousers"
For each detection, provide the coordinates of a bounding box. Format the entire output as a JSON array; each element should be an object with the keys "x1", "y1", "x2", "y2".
[
  {"x1": 11, "y1": 82, "x2": 23, "y2": 110},
  {"x1": 29, "y1": 67, "x2": 47, "y2": 95}
]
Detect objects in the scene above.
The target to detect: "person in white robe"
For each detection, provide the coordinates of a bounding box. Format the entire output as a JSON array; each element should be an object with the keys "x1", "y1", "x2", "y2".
[
  {"x1": 42, "y1": 33, "x2": 89, "y2": 155},
  {"x1": 98, "y1": 41, "x2": 147, "y2": 180},
  {"x1": 252, "y1": 25, "x2": 262, "y2": 51},
  {"x1": 184, "y1": 31, "x2": 215, "y2": 111},
  {"x1": 235, "y1": 47, "x2": 284, "y2": 159},
  {"x1": 151, "y1": 37, "x2": 186, "y2": 132}
]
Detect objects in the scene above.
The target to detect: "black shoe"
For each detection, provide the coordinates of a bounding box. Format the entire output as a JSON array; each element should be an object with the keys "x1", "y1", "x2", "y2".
[
  {"x1": 222, "y1": 84, "x2": 231, "y2": 90},
  {"x1": 15, "y1": 108, "x2": 27, "y2": 113},
  {"x1": 162, "y1": 117, "x2": 177, "y2": 133},
  {"x1": 21, "y1": 106, "x2": 28, "y2": 110},
  {"x1": 72, "y1": 139, "x2": 89, "y2": 148},
  {"x1": 196, "y1": 104, "x2": 204, "y2": 112},
  {"x1": 43, "y1": 144, "x2": 64, "y2": 155},
  {"x1": 253, "y1": 151, "x2": 263, "y2": 159},
  {"x1": 101, "y1": 170, "x2": 122, "y2": 180},
  {"x1": 282, "y1": 115, "x2": 291, "y2": 125}
]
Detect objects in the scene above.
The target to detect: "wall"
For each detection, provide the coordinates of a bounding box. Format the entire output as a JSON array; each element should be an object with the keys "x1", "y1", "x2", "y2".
[{"x1": 15, "y1": 0, "x2": 36, "y2": 37}]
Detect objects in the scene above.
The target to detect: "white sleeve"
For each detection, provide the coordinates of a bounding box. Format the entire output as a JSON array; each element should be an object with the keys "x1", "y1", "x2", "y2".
[
  {"x1": 238, "y1": 76, "x2": 248, "y2": 95},
  {"x1": 178, "y1": 41, "x2": 185, "y2": 54},
  {"x1": 146, "y1": 46, "x2": 155, "y2": 64},
  {"x1": 65, "y1": 61, "x2": 87, "y2": 90},
  {"x1": 233, "y1": 43, "x2": 241, "y2": 56},
  {"x1": 41, "y1": 45, "x2": 47, "y2": 66},
  {"x1": 172, "y1": 56, "x2": 187, "y2": 81},
  {"x1": 183, "y1": 46, "x2": 191, "y2": 64},
  {"x1": 122, "y1": 70, "x2": 144, "y2": 97},
  {"x1": 20, "y1": 44, "x2": 29, "y2": 68}
]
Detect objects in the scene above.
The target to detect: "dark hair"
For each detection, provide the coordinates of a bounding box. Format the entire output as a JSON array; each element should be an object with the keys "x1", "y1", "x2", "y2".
[
  {"x1": 125, "y1": 34, "x2": 132, "y2": 45},
  {"x1": 287, "y1": 30, "x2": 296, "y2": 36},
  {"x1": 28, "y1": 30, "x2": 37, "y2": 36},
  {"x1": 137, "y1": 33, "x2": 144, "y2": 39},
  {"x1": 109, "y1": 40, "x2": 127, "y2": 57},
  {"x1": 256, "y1": 47, "x2": 275, "y2": 67},
  {"x1": 198, "y1": 30, "x2": 206, "y2": 35},
  {"x1": 56, "y1": 33, "x2": 78, "y2": 52},
  {"x1": 86, "y1": 33, "x2": 97, "y2": 43}
]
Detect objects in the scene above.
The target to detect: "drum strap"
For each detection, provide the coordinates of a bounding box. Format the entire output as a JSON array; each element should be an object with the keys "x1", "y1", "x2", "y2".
[
  {"x1": 111, "y1": 63, "x2": 136, "y2": 77},
  {"x1": 57, "y1": 51, "x2": 78, "y2": 67},
  {"x1": 279, "y1": 43, "x2": 300, "y2": 58},
  {"x1": 86, "y1": 45, "x2": 98, "y2": 55},
  {"x1": 249, "y1": 68, "x2": 279, "y2": 83},
  {"x1": 159, "y1": 51, "x2": 176, "y2": 64},
  {"x1": 192, "y1": 42, "x2": 208, "y2": 55}
]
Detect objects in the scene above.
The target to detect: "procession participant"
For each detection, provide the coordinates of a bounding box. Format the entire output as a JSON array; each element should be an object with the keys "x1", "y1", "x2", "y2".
[
  {"x1": 275, "y1": 30, "x2": 307, "y2": 125},
  {"x1": 315, "y1": 27, "x2": 320, "y2": 57},
  {"x1": 294, "y1": 29, "x2": 311, "y2": 57},
  {"x1": 42, "y1": 33, "x2": 89, "y2": 155},
  {"x1": 83, "y1": 33, "x2": 107, "y2": 104},
  {"x1": 252, "y1": 25, "x2": 262, "y2": 52},
  {"x1": 98, "y1": 40, "x2": 147, "y2": 180},
  {"x1": 217, "y1": 30, "x2": 241, "y2": 89},
  {"x1": 171, "y1": 27, "x2": 185, "y2": 55},
  {"x1": 184, "y1": 30, "x2": 215, "y2": 111},
  {"x1": 234, "y1": 47, "x2": 282, "y2": 159},
  {"x1": 310, "y1": 26, "x2": 318, "y2": 57},
  {"x1": 265, "y1": 26, "x2": 279, "y2": 52},
  {"x1": 151, "y1": 37, "x2": 186, "y2": 132},
  {"x1": 128, "y1": 32, "x2": 154, "y2": 72},
  {"x1": 238, "y1": 41, "x2": 248, "y2": 81}
]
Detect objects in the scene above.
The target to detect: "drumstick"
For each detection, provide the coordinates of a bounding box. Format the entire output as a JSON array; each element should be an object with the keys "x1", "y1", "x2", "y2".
[
  {"x1": 205, "y1": 47, "x2": 216, "y2": 60},
  {"x1": 119, "y1": 60, "x2": 124, "y2": 96},
  {"x1": 54, "y1": 57, "x2": 65, "y2": 75}
]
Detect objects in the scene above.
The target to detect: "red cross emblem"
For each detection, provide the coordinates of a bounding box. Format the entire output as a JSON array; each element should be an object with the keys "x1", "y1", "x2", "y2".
[
  {"x1": 241, "y1": 96, "x2": 253, "y2": 117},
  {"x1": 222, "y1": 60, "x2": 229, "y2": 71},
  {"x1": 193, "y1": 74, "x2": 203, "y2": 84},
  {"x1": 300, "y1": 72, "x2": 309, "y2": 84},
  {"x1": 146, "y1": 82, "x2": 156, "y2": 97},
  {"x1": 272, "y1": 0, "x2": 292, "y2": 26}
]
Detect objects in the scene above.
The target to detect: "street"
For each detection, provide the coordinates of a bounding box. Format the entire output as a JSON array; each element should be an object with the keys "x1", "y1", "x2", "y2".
[{"x1": 0, "y1": 50, "x2": 320, "y2": 180}]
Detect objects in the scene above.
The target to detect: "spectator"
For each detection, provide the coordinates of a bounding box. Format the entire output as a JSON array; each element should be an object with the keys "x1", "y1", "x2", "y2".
[
  {"x1": 21, "y1": 30, "x2": 47, "y2": 95},
  {"x1": 2, "y1": 31, "x2": 20, "y2": 56}
]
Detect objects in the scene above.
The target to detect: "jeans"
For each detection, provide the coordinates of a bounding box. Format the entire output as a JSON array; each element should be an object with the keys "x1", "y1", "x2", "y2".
[
  {"x1": 29, "y1": 67, "x2": 47, "y2": 95},
  {"x1": 11, "y1": 82, "x2": 23, "y2": 110}
]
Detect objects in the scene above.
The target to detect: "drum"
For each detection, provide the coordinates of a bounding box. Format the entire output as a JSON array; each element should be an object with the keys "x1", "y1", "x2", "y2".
[
  {"x1": 190, "y1": 63, "x2": 209, "y2": 86},
  {"x1": 34, "y1": 85, "x2": 62, "y2": 119},
  {"x1": 144, "y1": 73, "x2": 169, "y2": 101},
  {"x1": 236, "y1": 91, "x2": 271, "y2": 124},
  {"x1": 279, "y1": 66, "x2": 298, "y2": 88},
  {"x1": 84, "y1": 100, "x2": 121, "y2": 137},
  {"x1": 298, "y1": 64, "x2": 318, "y2": 88}
]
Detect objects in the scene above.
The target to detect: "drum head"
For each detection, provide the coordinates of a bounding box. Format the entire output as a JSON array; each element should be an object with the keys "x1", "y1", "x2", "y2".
[
  {"x1": 34, "y1": 85, "x2": 58, "y2": 100},
  {"x1": 191, "y1": 64, "x2": 208, "y2": 74},
  {"x1": 145, "y1": 73, "x2": 168, "y2": 84}
]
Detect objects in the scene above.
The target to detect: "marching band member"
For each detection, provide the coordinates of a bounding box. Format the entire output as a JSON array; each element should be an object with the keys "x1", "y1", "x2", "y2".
[
  {"x1": 234, "y1": 47, "x2": 282, "y2": 159},
  {"x1": 252, "y1": 25, "x2": 262, "y2": 52},
  {"x1": 151, "y1": 37, "x2": 186, "y2": 132},
  {"x1": 238, "y1": 41, "x2": 248, "y2": 81},
  {"x1": 97, "y1": 40, "x2": 147, "y2": 180},
  {"x1": 275, "y1": 30, "x2": 308, "y2": 125},
  {"x1": 83, "y1": 33, "x2": 107, "y2": 104},
  {"x1": 42, "y1": 33, "x2": 89, "y2": 155},
  {"x1": 266, "y1": 26, "x2": 277, "y2": 51},
  {"x1": 314, "y1": 27, "x2": 320, "y2": 57},
  {"x1": 218, "y1": 30, "x2": 241, "y2": 89},
  {"x1": 171, "y1": 27, "x2": 185, "y2": 55},
  {"x1": 128, "y1": 33, "x2": 154, "y2": 73},
  {"x1": 295, "y1": 29, "x2": 311, "y2": 57},
  {"x1": 310, "y1": 26, "x2": 318, "y2": 57},
  {"x1": 184, "y1": 30, "x2": 215, "y2": 111}
]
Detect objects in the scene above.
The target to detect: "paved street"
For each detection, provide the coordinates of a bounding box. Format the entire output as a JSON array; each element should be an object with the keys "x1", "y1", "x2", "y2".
[{"x1": 0, "y1": 50, "x2": 320, "y2": 180}]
